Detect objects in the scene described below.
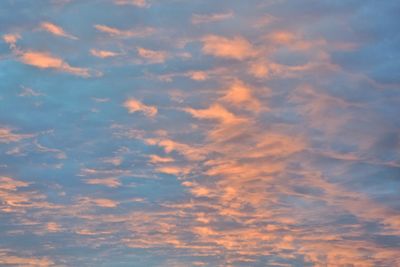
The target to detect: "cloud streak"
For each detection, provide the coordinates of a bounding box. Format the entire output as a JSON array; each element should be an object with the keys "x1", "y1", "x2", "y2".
[
  {"x1": 123, "y1": 98, "x2": 158, "y2": 117},
  {"x1": 0, "y1": 0, "x2": 399, "y2": 266},
  {"x1": 19, "y1": 51, "x2": 92, "y2": 76},
  {"x1": 39, "y1": 22, "x2": 78, "y2": 39}
]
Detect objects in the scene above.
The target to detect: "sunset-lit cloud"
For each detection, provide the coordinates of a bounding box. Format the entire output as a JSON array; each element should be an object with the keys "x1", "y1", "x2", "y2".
[
  {"x1": 39, "y1": 22, "x2": 77, "y2": 39},
  {"x1": 221, "y1": 79, "x2": 262, "y2": 112},
  {"x1": 137, "y1": 47, "x2": 168, "y2": 63},
  {"x1": 114, "y1": 0, "x2": 148, "y2": 8},
  {"x1": 192, "y1": 11, "x2": 233, "y2": 24},
  {"x1": 2, "y1": 33, "x2": 20, "y2": 49},
  {"x1": 19, "y1": 51, "x2": 92, "y2": 77},
  {"x1": 85, "y1": 177, "x2": 121, "y2": 188},
  {"x1": 0, "y1": 127, "x2": 34, "y2": 143},
  {"x1": 123, "y1": 98, "x2": 158, "y2": 117},
  {"x1": 0, "y1": 250, "x2": 54, "y2": 267},
  {"x1": 1, "y1": 1, "x2": 399, "y2": 266},
  {"x1": 185, "y1": 103, "x2": 240, "y2": 124},
  {"x1": 201, "y1": 35, "x2": 256, "y2": 60},
  {"x1": 94, "y1": 24, "x2": 154, "y2": 38},
  {"x1": 90, "y1": 49, "x2": 120, "y2": 58}
]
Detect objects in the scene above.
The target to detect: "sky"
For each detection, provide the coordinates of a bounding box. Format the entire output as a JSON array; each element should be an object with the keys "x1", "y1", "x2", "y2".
[{"x1": 0, "y1": 0, "x2": 400, "y2": 266}]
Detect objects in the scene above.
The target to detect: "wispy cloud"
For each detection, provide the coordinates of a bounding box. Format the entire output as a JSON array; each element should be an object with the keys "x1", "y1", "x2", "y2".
[
  {"x1": 2, "y1": 33, "x2": 20, "y2": 49},
  {"x1": 19, "y1": 51, "x2": 94, "y2": 77},
  {"x1": 90, "y1": 49, "x2": 120, "y2": 58},
  {"x1": 137, "y1": 47, "x2": 168, "y2": 63},
  {"x1": 192, "y1": 11, "x2": 233, "y2": 24},
  {"x1": 114, "y1": 0, "x2": 148, "y2": 8},
  {"x1": 123, "y1": 98, "x2": 158, "y2": 117},
  {"x1": 201, "y1": 35, "x2": 256, "y2": 60},
  {"x1": 39, "y1": 22, "x2": 78, "y2": 39},
  {"x1": 1, "y1": 0, "x2": 399, "y2": 266},
  {"x1": 85, "y1": 178, "x2": 121, "y2": 188},
  {"x1": 185, "y1": 103, "x2": 241, "y2": 124},
  {"x1": 94, "y1": 24, "x2": 154, "y2": 38},
  {"x1": 0, "y1": 127, "x2": 33, "y2": 143}
]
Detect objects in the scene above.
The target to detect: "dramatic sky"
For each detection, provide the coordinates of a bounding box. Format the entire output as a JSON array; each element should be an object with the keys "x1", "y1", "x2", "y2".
[{"x1": 1, "y1": 0, "x2": 400, "y2": 266}]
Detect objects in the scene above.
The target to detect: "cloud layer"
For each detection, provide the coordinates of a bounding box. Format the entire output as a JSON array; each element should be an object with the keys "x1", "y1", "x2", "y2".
[{"x1": 0, "y1": 0, "x2": 399, "y2": 266}]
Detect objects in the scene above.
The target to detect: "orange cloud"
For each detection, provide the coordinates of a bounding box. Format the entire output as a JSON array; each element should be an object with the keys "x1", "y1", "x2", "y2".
[
  {"x1": 85, "y1": 177, "x2": 121, "y2": 188},
  {"x1": 185, "y1": 104, "x2": 240, "y2": 124},
  {"x1": 144, "y1": 137, "x2": 206, "y2": 161},
  {"x1": 39, "y1": 22, "x2": 77, "y2": 39},
  {"x1": 0, "y1": 127, "x2": 33, "y2": 143},
  {"x1": 221, "y1": 80, "x2": 262, "y2": 112},
  {"x1": 19, "y1": 51, "x2": 92, "y2": 77},
  {"x1": 91, "y1": 198, "x2": 119, "y2": 208},
  {"x1": 94, "y1": 24, "x2": 154, "y2": 38},
  {"x1": 248, "y1": 61, "x2": 269, "y2": 78},
  {"x1": 0, "y1": 251, "x2": 54, "y2": 267},
  {"x1": 123, "y1": 98, "x2": 158, "y2": 117},
  {"x1": 2, "y1": 33, "x2": 20, "y2": 49},
  {"x1": 187, "y1": 71, "x2": 208, "y2": 81},
  {"x1": 90, "y1": 49, "x2": 120, "y2": 58},
  {"x1": 149, "y1": 155, "x2": 174, "y2": 163},
  {"x1": 137, "y1": 47, "x2": 168, "y2": 63},
  {"x1": 46, "y1": 222, "x2": 62, "y2": 232},
  {"x1": 114, "y1": 0, "x2": 148, "y2": 7},
  {"x1": 156, "y1": 166, "x2": 190, "y2": 175},
  {"x1": 192, "y1": 11, "x2": 233, "y2": 24},
  {"x1": 268, "y1": 31, "x2": 296, "y2": 44},
  {"x1": 201, "y1": 35, "x2": 256, "y2": 60},
  {"x1": 0, "y1": 176, "x2": 29, "y2": 191}
]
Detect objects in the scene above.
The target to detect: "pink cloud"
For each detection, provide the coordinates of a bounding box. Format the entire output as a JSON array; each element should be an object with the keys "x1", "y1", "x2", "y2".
[
  {"x1": 114, "y1": 0, "x2": 148, "y2": 7},
  {"x1": 201, "y1": 35, "x2": 256, "y2": 60},
  {"x1": 137, "y1": 47, "x2": 168, "y2": 63},
  {"x1": 123, "y1": 98, "x2": 158, "y2": 117},
  {"x1": 0, "y1": 127, "x2": 33, "y2": 143},
  {"x1": 94, "y1": 24, "x2": 154, "y2": 38},
  {"x1": 192, "y1": 11, "x2": 233, "y2": 24},
  {"x1": 2, "y1": 33, "x2": 20, "y2": 49},
  {"x1": 39, "y1": 22, "x2": 77, "y2": 39},
  {"x1": 90, "y1": 49, "x2": 120, "y2": 58},
  {"x1": 184, "y1": 104, "x2": 240, "y2": 124},
  {"x1": 19, "y1": 51, "x2": 92, "y2": 77},
  {"x1": 85, "y1": 178, "x2": 121, "y2": 188}
]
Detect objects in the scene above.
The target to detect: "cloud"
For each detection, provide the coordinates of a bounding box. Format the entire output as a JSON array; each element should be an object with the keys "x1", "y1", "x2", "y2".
[
  {"x1": 268, "y1": 31, "x2": 296, "y2": 44},
  {"x1": 184, "y1": 104, "x2": 240, "y2": 124},
  {"x1": 156, "y1": 166, "x2": 190, "y2": 175},
  {"x1": 90, "y1": 49, "x2": 120, "y2": 58},
  {"x1": 1, "y1": 1, "x2": 400, "y2": 266},
  {"x1": 92, "y1": 198, "x2": 119, "y2": 208},
  {"x1": 0, "y1": 250, "x2": 54, "y2": 267},
  {"x1": 18, "y1": 51, "x2": 92, "y2": 77},
  {"x1": 114, "y1": 0, "x2": 148, "y2": 7},
  {"x1": 0, "y1": 127, "x2": 33, "y2": 143},
  {"x1": 201, "y1": 35, "x2": 256, "y2": 60},
  {"x1": 221, "y1": 80, "x2": 262, "y2": 112},
  {"x1": 94, "y1": 24, "x2": 154, "y2": 38},
  {"x1": 123, "y1": 98, "x2": 158, "y2": 117},
  {"x1": 144, "y1": 137, "x2": 206, "y2": 161},
  {"x1": 137, "y1": 47, "x2": 168, "y2": 63},
  {"x1": 0, "y1": 176, "x2": 29, "y2": 191},
  {"x1": 18, "y1": 86, "x2": 43, "y2": 97},
  {"x1": 85, "y1": 178, "x2": 121, "y2": 188},
  {"x1": 39, "y1": 22, "x2": 77, "y2": 39},
  {"x1": 46, "y1": 222, "x2": 62, "y2": 233},
  {"x1": 149, "y1": 155, "x2": 174, "y2": 163},
  {"x1": 186, "y1": 71, "x2": 208, "y2": 81},
  {"x1": 2, "y1": 33, "x2": 20, "y2": 49},
  {"x1": 79, "y1": 197, "x2": 119, "y2": 208},
  {"x1": 192, "y1": 11, "x2": 233, "y2": 24}
]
